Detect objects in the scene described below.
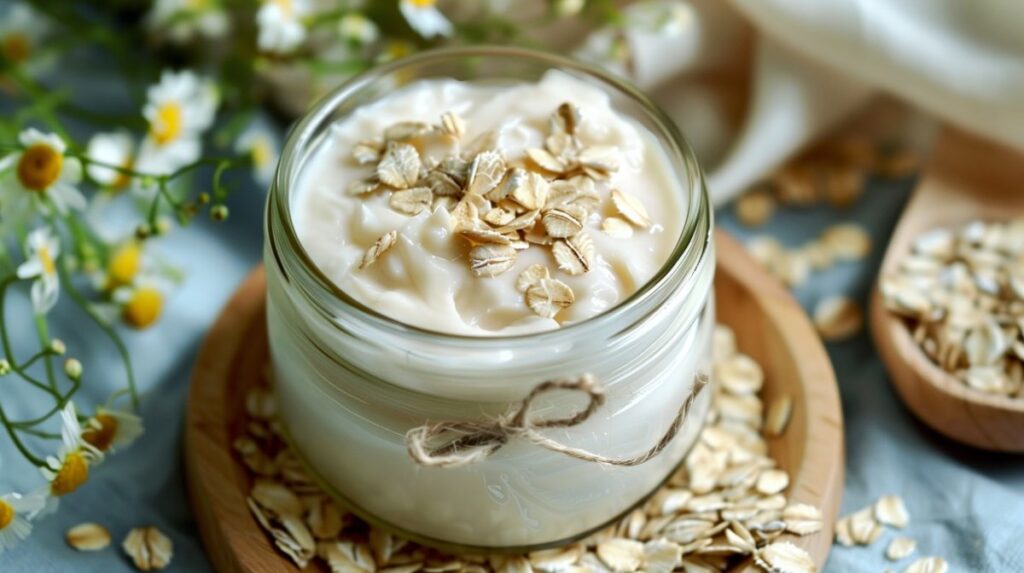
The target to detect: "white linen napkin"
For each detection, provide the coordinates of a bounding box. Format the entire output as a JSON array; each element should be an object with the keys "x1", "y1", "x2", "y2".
[{"x1": 578, "y1": 0, "x2": 1024, "y2": 204}]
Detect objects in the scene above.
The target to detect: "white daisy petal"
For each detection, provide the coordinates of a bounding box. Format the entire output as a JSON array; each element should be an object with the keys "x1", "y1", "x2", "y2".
[
  {"x1": 399, "y1": 0, "x2": 454, "y2": 38},
  {"x1": 30, "y1": 275, "x2": 59, "y2": 314}
]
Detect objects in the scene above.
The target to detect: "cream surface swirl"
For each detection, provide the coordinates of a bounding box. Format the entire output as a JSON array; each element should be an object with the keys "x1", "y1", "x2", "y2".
[{"x1": 291, "y1": 70, "x2": 687, "y2": 335}]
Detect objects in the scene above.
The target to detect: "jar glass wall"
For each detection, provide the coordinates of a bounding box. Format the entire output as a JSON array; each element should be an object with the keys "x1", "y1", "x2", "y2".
[{"x1": 265, "y1": 46, "x2": 715, "y2": 551}]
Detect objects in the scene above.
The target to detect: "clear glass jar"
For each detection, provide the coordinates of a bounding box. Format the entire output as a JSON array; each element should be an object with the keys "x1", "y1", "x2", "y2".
[{"x1": 264, "y1": 46, "x2": 715, "y2": 551}]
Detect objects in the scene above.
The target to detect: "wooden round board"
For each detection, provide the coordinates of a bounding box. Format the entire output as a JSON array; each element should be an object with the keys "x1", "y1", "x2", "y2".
[{"x1": 185, "y1": 230, "x2": 844, "y2": 572}]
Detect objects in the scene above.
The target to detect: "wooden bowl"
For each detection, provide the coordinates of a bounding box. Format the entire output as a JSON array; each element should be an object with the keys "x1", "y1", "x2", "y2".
[
  {"x1": 869, "y1": 129, "x2": 1024, "y2": 451},
  {"x1": 184, "y1": 230, "x2": 843, "y2": 572}
]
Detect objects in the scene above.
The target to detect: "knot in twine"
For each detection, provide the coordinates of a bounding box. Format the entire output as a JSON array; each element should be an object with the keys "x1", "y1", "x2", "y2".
[{"x1": 405, "y1": 373, "x2": 709, "y2": 468}]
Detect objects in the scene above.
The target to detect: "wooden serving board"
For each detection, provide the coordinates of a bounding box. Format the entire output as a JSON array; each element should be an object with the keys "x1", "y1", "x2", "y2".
[{"x1": 184, "y1": 230, "x2": 844, "y2": 572}]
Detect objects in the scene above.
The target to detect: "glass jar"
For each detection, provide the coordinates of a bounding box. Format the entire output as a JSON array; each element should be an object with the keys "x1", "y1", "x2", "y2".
[{"x1": 264, "y1": 46, "x2": 715, "y2": 551}]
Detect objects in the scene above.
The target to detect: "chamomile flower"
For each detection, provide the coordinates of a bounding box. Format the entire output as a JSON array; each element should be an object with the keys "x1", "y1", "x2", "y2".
[
  {"x1": 0, "y1": 490, "x2": 47, "y2": 553},
  {"x1": 39, "y1": 402, "x2": 103, "y2": 513},
  {"x1": 0, "y1": 129, "x2": 85, "y2": 225},
  {"x1": 114, "y1": 281, "x2": 167, "y2": 329},
  {"x1": 81, "y1": 407, "x2": 144, "y2": 454},
  {"x1": 16, "y1": 227, "x2": 61, "y2": 315},
  {"x1": 399, "y1": 0, "x2": 453, "y2": 39},
  {"x1": 338, "y1": 13, "x2": 378, "y2": 45},
  {"x1": 147, "y1": 0, "x2": 229, "y2": 43},
  {"x1": 136, "y1": 70, "x2": 219, "y2": 176},
  {"x1": 103, "y1": 241, "x2": 144, "y2": 290},
  {"x1": 256, "y1": 0, "x2": 313, "y2": 54},
  {"x1": 85, "y1": 132, "x2": 135, "y2": 190},
  {"x1": 0, "y1": 4, "x2": 50, "y2": 69},
  {"x1": 234, "y1": 121, "x2": 280, "y2": 187}
]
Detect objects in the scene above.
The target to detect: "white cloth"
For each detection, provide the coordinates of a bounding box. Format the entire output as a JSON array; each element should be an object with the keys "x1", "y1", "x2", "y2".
[{"x1": 579, "y1": 0, "x2": 1024, "y2": 204}]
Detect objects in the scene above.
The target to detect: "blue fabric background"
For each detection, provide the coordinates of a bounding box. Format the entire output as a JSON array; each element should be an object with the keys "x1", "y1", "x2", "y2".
[{"x1": 3, "y1": 60, "x2": 1024, "y2": 573}]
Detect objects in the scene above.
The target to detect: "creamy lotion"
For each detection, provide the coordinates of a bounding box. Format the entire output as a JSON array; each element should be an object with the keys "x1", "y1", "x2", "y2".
[
  {"x1": 290, "y1": 71, "x2": 685, "y2": 335},
  {"x1": 266, "y1": 48, "x2": 714, "y2": 550}
]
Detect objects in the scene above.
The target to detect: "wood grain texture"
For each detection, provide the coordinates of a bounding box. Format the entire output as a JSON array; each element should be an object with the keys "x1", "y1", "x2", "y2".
[
  {"x1": 185, "y1": 229, "x2": 843, "y2": 572},
  {"x1": 869, "y1": 128, "x2": 1024, "y2": 451}
]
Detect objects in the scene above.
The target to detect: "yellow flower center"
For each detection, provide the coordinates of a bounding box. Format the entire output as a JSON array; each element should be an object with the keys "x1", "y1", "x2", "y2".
[
  {"x1": 17, "y1": 144, "x2": 64, "y2": 192},
  {"x1": 123, "y1": 287, "x2": 164, "y2": 329},
  {"x1": 1, "y1": 33, "x2": 30, "y2": 63},
  {"x1": 107, "y1": 243, "x2": 142, "y2": 289},
  {"x1": 51, "y1": 451, "x2": 89, "y2": 496},
  {"x1": 82, "y1": 413, "x2": 118, "y2": 452},
  {"x1": 38, "y1": 244, "x2": 56, "y2": 277},
  {"x1": 0, "y1": 499, "x2": 13, "y2": 530},
  {"x1": 151, "y1": 102, "x2": 183, "y2": 145},
  {"x1": 251, "y1": 139, "x2": 273, "y2": 168},
  {"x1": 408, "y1": 0, "x2": 437, "y2": 7}
]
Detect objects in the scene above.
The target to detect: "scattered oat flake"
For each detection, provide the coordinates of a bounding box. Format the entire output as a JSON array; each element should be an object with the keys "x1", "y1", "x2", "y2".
[
  {"x1": 848, "y1": 507, "x2": 883, "y2": 545},
  {"x1": 716, "y1": 354, "x2": 764, "y2": 395},
  {"x1": 66, "y1": 522, "x2": 111, "y2": 551},
  {"x1": 813, "y1": 296, "x2": 863, "y2": 341},
  {"x1": 886, "y1": 536, "x2": 917, "y2": 561},
  {"x1": 833, "y1": 516, "x2": 854, "y2": 547},
  {"x1": 611, "y1": 189, "x2": 651, "y2": 228},
  {"x1": 821, "y1": 223, "x2": 871, "y2": 261},
  {"x1": 352, "y1": 140, "x2": 382, "y2": 165},
  {"x1": 440, "y1": 111, "x2": 466, "y2": 138},
  {"x1": 903, "y1": 557, "x2": 948, "y2": 573},
  {"x1": 552, "y1": 231, "x2": 594, "y2": 275},
  {"x1": 756, "y1": 469, "x2": 790, "y2": 495},
  {"x1": 347, "y1": 178, "x2": 379, "y2": 196},
  {"x1": 123, "y1": 526, "x2": 173, "y2": 571},
  {"x1": 735, "y1": 189, "x2": 776, "y2": 227},
  {"x1": 459, "y1": 227, "x2": 512, "y2": 246},
  {"x1": 596, "y1": 538, "x2": 644, "y2": 572},
  {"x1": 360, "y1": 231, "x2": 398, "y2": 269},
  {"x1": 765, "y1": 394, "x2": 793, "y2": 437},
  {"x1": 377, "y1": 143, "x2": 421, "y2": 189},
  {"x1": 755, "y1": 542, "x2": 816, "y2": 573},
  {"x1": 467, "y1": 150, "x2": 506, "y2": 196},
  {"x1": 483, "y1": 206, "x2": 515, "y2": 227},
  {"x1": 542, "y1": 205, "x2": 586, "y2": 238},
  {"x1": 526, "y1": 278, "x2": 574, "y2": 319},
  {"x1": 389, "y1": 187, "x2": 433, "y2": 216},
  {"x1": 384, "y1": 121, "x2": 432, "y2": 142},
  {"x1": 512, "y1": 171, "x2": 549, "y2": 211},
  {"x1": 875, "y1": 495, "x2": 910, "y2": 528},
  {"x1": 601, "y1": 217, "x2": 634, "y2": 238},
  {"x1": 527, "y1": 147, "x2": 567, "y2": 173},
  {"x1": 470, "y1": 244, "x2": 517, "y2": 277},
  {"x1": 516, "y1": 264, "x2": 550, "y2": 293},
  {"x1": 554, "y1": 102, "x2": 581, "y2": 135}
]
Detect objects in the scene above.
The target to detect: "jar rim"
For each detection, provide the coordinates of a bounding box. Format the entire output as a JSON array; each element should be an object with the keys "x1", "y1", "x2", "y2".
[{"x1": 270, "y1": 45, "x2": 712, "y2": 344}]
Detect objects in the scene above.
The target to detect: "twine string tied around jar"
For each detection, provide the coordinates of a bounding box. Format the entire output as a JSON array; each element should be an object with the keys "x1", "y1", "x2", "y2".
[{"x1": 405, "y1": 373, "x2": 709, "y2": 468}]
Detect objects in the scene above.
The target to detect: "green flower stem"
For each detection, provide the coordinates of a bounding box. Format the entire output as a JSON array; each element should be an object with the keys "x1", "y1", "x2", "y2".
[
  {"x1": 33, "y1": 313, "x2": 58, "y2": 392},
  {"x1": 0, "y1": 278, "x2": 60, "y2": 398},
  {"x1": 57, "y1": 256, "x2": 139, "y2": 411},
  {"x1": 9, "y1": 376, "x2": 77, "y2": 428},
  {"x1": 16, "y1": 347, "x2": 58, "y2": 371},
  {"x1": 0, "y1": 403, "x2": 48, "y2": 467}
]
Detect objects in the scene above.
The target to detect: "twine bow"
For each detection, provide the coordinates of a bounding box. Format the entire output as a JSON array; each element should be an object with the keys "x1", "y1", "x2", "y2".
[{"x1": 405, "y1": 373, "x2": 709, "y2": 468}]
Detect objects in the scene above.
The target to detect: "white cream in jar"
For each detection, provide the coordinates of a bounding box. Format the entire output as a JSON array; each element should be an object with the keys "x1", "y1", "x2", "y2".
[
  {"x1": 266, "y1": 48, "x2": 715, "y2": 550},
  {"x1": 291, "y1": 70, "x2": 684, "y2": 335}
]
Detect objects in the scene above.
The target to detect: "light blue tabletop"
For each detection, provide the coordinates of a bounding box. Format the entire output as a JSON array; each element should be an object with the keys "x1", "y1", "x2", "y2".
[{"x1": 3, "y1": 70, "x2": 1024, "y2": 573}]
